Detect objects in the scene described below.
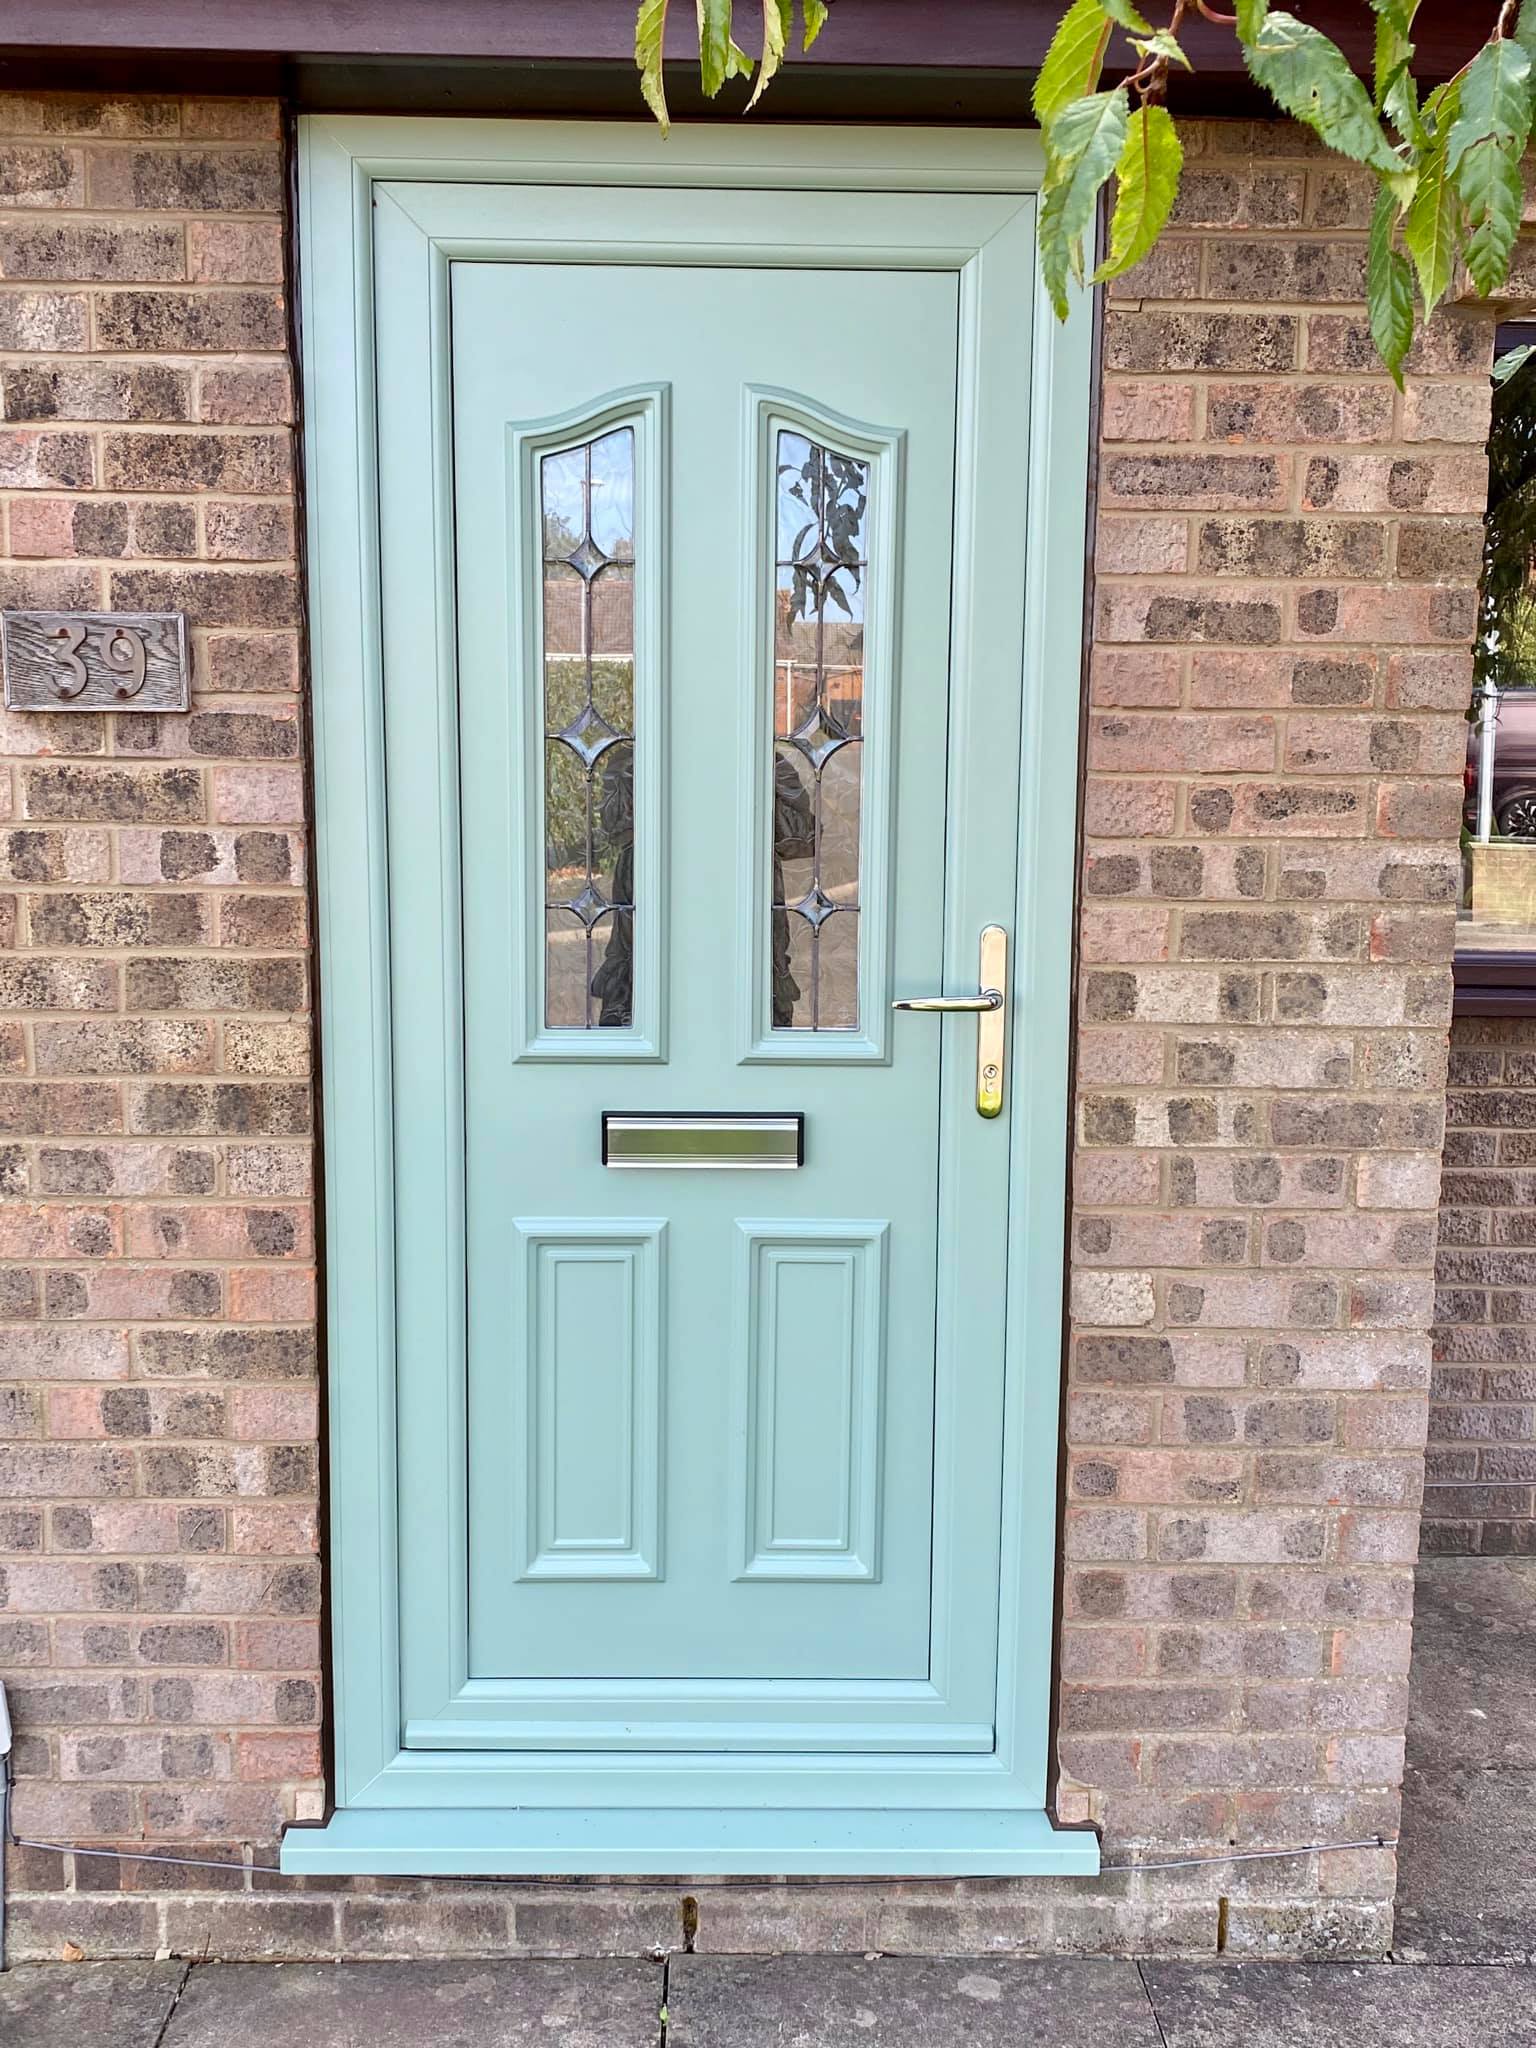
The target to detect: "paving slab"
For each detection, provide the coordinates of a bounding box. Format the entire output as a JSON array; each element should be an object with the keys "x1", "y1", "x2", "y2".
[
  {"x1": 161, "y1": 1959, "x2": 663, "y2": 2048},
  {"x1": 667, "y1": 1954, "x2": 1161, "y2": 2048},
  {"x1": 0, "y1": 1960, "x2": 187, "y2": 2048},
  {"x1": 1395, "y1": 1558, "x2": 1536, "y2": 1963},
  {"x1": 1142, "y1": 1960, "x2": 1533, "y2": 2048}
]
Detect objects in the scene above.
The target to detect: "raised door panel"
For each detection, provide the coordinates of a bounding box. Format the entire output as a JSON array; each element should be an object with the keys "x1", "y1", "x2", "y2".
[
  {"x1": 504, "y1": 1221, "x2": 664, "y2": 1587},
  {"x1": 731, "y1": 1222, "x2": 888, "y2": 1582}
]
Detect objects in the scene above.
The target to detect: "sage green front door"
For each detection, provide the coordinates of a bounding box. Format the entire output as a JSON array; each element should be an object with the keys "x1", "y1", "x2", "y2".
[
  {"x1": 447, "y1": 255, "x2": 1001, "y2": 1743},
  {"x1": 293, "y1": 119, "x2": 1094, "y2": 1874}
]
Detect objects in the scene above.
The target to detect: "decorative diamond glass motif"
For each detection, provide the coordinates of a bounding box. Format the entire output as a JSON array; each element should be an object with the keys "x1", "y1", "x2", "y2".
[
  {"x1": 771, "y1": 430, "x2": 869, "y2": 1030},
  {"x1": 542, "y1": 426, "x2": 636, "y2": 1029}
]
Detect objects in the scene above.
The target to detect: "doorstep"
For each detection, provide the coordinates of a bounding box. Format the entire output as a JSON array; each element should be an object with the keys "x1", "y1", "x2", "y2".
[{"x1": 278, "y1": 1805, "x2": 1102, "y2": 1877}]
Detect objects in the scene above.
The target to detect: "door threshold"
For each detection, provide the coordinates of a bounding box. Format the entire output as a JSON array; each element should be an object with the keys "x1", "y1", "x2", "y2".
[{"x1": 280, "y1": 1805, "x2": 1101, "y2": 1877}]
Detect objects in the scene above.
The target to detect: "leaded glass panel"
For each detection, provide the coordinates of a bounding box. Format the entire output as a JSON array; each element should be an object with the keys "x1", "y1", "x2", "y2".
[
  {"x1": 541, "y1": 426, "x2": 636, "y2": 1028},
  {"x1": 771, "y1": 430, "x2": 868, "y2": 1031}
]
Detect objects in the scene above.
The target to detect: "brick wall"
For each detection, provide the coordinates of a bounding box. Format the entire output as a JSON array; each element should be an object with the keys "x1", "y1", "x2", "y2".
[
  {"x1": 1056, "y1": 120, "x2": 1489, "y2": 1956},
  {"x1": 0, "y1": 90, "x2": 324, "y2": 1949},
  {"x1": 0, "y1": 106, "x2": 1492, "y2": 1962},
  {"x1": 1426, "y1": 1013, "x2": 1536, "y2": 1554}
]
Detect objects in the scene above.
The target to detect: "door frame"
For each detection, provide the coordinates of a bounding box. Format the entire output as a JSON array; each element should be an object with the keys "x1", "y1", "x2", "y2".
[{"x1": 287, "y1": 114, "x2": 1097, "y2": 1877}]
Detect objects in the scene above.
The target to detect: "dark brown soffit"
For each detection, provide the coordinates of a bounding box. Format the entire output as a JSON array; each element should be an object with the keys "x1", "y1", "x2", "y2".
[{"x1": 0, "y1": 0, "x2": 1490, "y2": 116}]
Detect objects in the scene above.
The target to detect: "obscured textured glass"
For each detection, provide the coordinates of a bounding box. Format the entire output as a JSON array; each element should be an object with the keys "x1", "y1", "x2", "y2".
[
  {"x1": 542, "y1": 426, "x2": 636, "y2": 1027},
  {"x1": 771, "y1": 431, "x2": 868, "y2": 1030}
]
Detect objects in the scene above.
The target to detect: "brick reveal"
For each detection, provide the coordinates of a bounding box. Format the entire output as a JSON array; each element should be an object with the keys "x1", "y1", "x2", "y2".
[
  {"x1": 1426, "y1": 1015, "x2": 1536, "y2": 1556},
  {"x1": 0, "y1": 93, "x2": 323, "y2": 1906},
  {"x1": 0, "y1": 107, "x2": 1496, "y2": 1963},
  {"x1": 1059, "y1": 120, "x2": 1490, "y2": 1960}
]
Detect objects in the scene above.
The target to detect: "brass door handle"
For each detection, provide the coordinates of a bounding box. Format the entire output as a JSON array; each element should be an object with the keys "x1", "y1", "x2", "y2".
[{"x1": 891, "y1": 925, "x2": 1008, "y2": 1118}]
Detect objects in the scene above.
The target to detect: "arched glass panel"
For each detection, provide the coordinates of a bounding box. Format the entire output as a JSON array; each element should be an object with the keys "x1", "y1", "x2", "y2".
[
  {"x1": 771, "y1": 430, "x2": 869, "y2": 1031},
  {"x1": 541, "y1": 426, "x2": 636, "y2": 1028}
]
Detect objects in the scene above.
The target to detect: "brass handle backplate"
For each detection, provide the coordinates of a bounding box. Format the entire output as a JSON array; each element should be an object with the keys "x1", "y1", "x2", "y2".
[{"x1": 892, "y1": 924, "x2": 1008, "y2": 1118}]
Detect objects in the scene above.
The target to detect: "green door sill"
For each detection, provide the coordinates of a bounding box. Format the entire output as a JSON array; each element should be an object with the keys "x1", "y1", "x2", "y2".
[{"x1": 279, "y1": 1806, "x2": 1101, "y2": 1877}]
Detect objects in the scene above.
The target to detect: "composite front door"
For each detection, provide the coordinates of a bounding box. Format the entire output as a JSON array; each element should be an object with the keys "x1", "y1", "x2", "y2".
[{"x1": 292, "y1": 119, "x2": 1094, "y2": 1876}]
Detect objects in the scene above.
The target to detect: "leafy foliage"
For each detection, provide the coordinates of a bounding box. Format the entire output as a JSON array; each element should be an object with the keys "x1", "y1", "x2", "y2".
[
  {"x1": 635, "y1": 0, "x2": 1536, "y2": 377},
  {"x1": 635, "y1": 0, "x2": 827, "y2": 131}
]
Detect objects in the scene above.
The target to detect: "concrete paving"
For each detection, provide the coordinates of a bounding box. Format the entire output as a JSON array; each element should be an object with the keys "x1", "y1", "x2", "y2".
[
  {"x1": 0, "y1": 1959, "x2": 189, "y2": 2048},
  {"x1": 1394, "y1": 1556, "x2": 1536, "y2": 1964},
  {"x1": 666, "y1": 1954, "x2": 1163, "y2": 2047},
  {"x1": 1143, "y1": 1960, "x2": 1536, "y2": 2047},
  {"x1": 6, "y1": 1953, "x2": 1536, "y2": 2047},
  {"x1": 160, "y1": 1959, "x2": 663, "y2": 2048}
]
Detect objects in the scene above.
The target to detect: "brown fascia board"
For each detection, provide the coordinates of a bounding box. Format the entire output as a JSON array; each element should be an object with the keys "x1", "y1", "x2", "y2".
[{"x1": 0, "y1": 0, "x2": 1489, "y2": 80}]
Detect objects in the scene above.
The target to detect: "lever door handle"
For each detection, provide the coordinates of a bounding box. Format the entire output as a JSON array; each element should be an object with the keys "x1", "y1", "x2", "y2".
[
  {"x1": 891, "y1": 925, "x2": 1008, "y2": 1118},
  {"x1": 891, "y1": 991, "x2": 1002, "y2": 1013}
]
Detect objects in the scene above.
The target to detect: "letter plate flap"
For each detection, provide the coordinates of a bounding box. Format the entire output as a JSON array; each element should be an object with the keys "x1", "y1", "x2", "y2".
[{"x1": 602, "y1": 1113, "x2": 803, "y2": 1169}]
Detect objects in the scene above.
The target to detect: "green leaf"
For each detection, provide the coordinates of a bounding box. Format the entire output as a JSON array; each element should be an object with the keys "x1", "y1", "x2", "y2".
[
  {"x1": 1038, "y1": 87, "x2": 1130, "y2": 317},
  {"x1": 696, "y1": 0, "x2": 729, "y2": 93},
  {"x1": 636, "y1": 0, "x2": 672, "y2": 129},
  {"x1": 696, "y1": 0, "x2": 755, "y2": 95},
  {"x1": 1368, "y1": 183, "x2": 1415, "y2": 385},
  {"x1": 1448, "y1": 34, "x2": 1534, "y2": 172},
  {"x1": 1099, "y1": 0, "x2": 1152, "y2": 30},
  {"x1": 1404, "y1": 97, "x2": 1463, "y2": 313},
  {"x1": 746, "y1": 0, "x2": 792, "y2": 109},
  {"x1": 1369, "y1": 0, "x2": 1420, "y2": 115},
  {"x1": 1038, "y1": 178, "x2": 1076, "y2": 321},
  {"x1": 1234, "y1": 0, "x2": 1268, "y2": 40},
  {"x1": 1033, "y1": 0, "x2": 1114, "y2": 133},
  {"x1": 1243, "y1": 11, "x2": 1405, "y2": 177},
  {"x1": 1382, "y1": 61, "x2": 1424, "y2": 148},
  {"x1": 1131, "y1": 29, "x2": 1191, "y2": 72},
  {"x1": 1094, "y1": 103, "x2": 1184, "y2": 283},
  {"x1": 1516, "y1": 0, "x2": 1536, "y2": 60},
  {"x1": 1461, "y1": 138, "x2": 1527, "y2": 296},
  {"x1": 801, "y1": 0, "x2": 829, "y2": 47}
]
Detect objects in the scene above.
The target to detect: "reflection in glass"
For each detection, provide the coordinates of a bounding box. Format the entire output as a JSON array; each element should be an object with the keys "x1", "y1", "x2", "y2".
[
  {"x1": 771, "y1": 431, "x2": 868, "y2": 1029},
  {"x1": 541, "y1": 426, "x2": 636, "y2": 1027},
  {"x1": 1461, "y1": 342, "x2": 1536, "y2": 959}
]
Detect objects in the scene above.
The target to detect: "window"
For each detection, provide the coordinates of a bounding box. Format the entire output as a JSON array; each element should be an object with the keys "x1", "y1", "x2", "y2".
[{"x1": 1457, "y1": 325, "x2": 1536, "y2": 1011}]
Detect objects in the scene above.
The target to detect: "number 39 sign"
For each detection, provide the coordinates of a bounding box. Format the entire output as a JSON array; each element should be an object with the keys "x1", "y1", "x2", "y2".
[{"x1": 1, "y1": 611, "x2": 189, "y2": 713}]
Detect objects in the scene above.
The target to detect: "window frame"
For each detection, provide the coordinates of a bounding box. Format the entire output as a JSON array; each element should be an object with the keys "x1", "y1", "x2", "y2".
[{"x1": 1454, "y1": 320, "x2": 1536, "y2": 1017}]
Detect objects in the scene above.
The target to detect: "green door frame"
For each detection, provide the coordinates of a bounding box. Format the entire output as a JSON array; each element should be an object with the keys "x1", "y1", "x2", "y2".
[{"x1": 286, "y1": 115, "x2": 1098, "y2": 1877}]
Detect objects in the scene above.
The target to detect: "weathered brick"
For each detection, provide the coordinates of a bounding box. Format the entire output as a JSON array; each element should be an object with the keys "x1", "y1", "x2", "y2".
[
  {"x1": 2, "y1": 359, "x2": 193, "y2": 421},
  {"x1": 1105, "y1": 311, "x2": 1298, "y2": 373},
  {"x1": 125, "y1": 1080, "x2": 310, "y2": 1137},
  {"x1": 197, "y1": 362, "x2": 293, "y2": 425},
  {"x1": 88, "y1": 146, "x2": 282, "y2": 212},
  {"x1": 187, "y1": 218, "x2": 285, "y2": 284},
  {"x1": 27, "y1": 889, "x2": 210, "y2": 947},
  {"x1": 1102, "y1": 452, "x2": 1288, "y2": 512},
  {"x1": 125, "y1": 955, "x2": 306, "y2": 1012},
  {"x1": 1208, "y1": 238, "x2": 1366, "y2": 302},
  {"x1": 0, "y1": 288, "x2": 89, "y2": 350},
  {"x1": 1206, "y1": 381, "x2": 1393, "y2": 445},
  {"x1": 0, "y1": 142, "x2": 86, "y2": 207},
  {"x1": 101, "y1": 429, "x2": 291, "y2": 493},
  {"x1": 94, "y1": 289, "x2": 286, "y2": 352},
  {"x1": 0, "y1": 218, "x2": 182, "y2": 281},
  {"x1": 109, "y1": 565, "x2": 299, "y2": 627},
  {"x1": 0, "y1": 426, "x2": 93, "y2": 487},
  {"x1": 22, "y1": 763, "x2": 203, "y2": 821}
]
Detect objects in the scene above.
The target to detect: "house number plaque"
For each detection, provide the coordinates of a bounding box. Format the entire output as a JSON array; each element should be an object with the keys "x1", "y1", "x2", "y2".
[{"x1": 2, "y1": 611, "x2": 189, "y2": 712}]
